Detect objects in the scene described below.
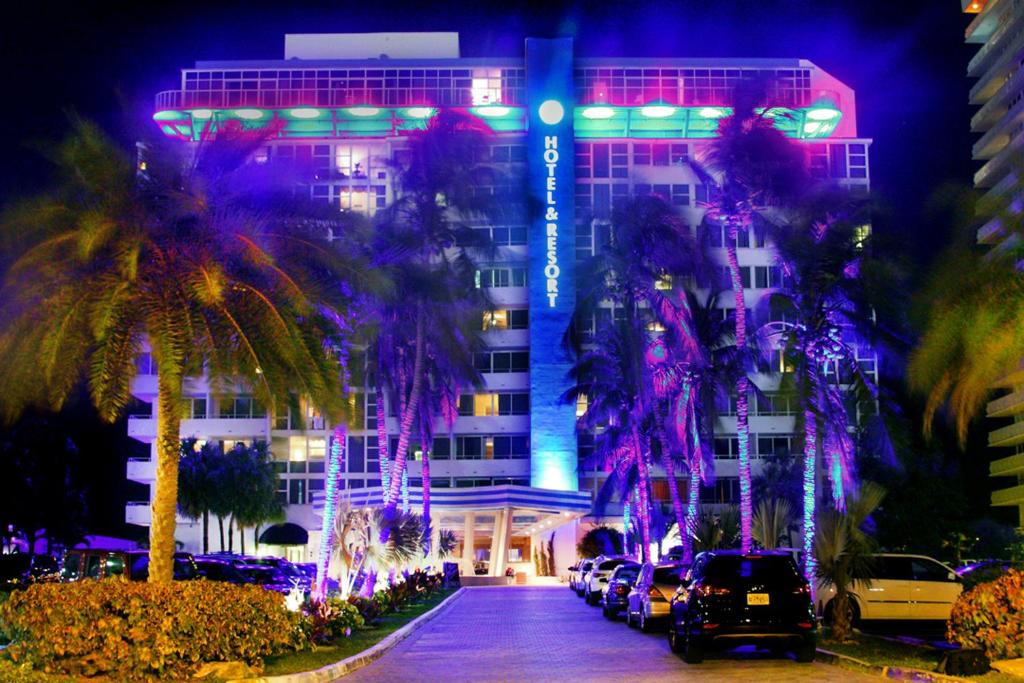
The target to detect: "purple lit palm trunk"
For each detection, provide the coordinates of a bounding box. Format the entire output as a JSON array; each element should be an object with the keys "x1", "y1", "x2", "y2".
[
  {"x1": 386, "y1": 307, "x2": 425, "y2": 510},
  {"x1": 658, "y1": 398, "x2": 685, "y2": 550},
  {"x1": 802, "y1": 411, "x2": 817, "y2": 585},
  {"x1": 683, "y1": 384, "x2": 703, "y2": 564},
  {"x1": 420, "y1": 427, "x2": 432, "y2": 556},
  {"x1": 314, "y1": 422, "x2": 347, "y2": 600},
  {"x1": 375, "y1": 384, "x2": 390, "y2": 499},
  {"x1": 631, "y1": 427, "x2": 653, "y2": 563},
  {"x1": 726, "y1": 222, "x2": 753, "y2": 553}
]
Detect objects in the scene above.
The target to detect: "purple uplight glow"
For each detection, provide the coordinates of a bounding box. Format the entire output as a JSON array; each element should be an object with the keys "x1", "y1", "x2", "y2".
[{"x1": 314, "y1": 423, "x2": 346, "y2": 600}]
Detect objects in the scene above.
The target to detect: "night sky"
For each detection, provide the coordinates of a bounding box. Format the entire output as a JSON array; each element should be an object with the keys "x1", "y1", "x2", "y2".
[{"x1": 0, "y1": 1, "x2": 984, "y2": 534}]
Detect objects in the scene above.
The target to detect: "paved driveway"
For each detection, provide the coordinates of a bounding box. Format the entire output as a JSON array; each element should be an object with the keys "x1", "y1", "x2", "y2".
[{"x1": 342, "y1": 586, "x2": 876, "y2": 682}]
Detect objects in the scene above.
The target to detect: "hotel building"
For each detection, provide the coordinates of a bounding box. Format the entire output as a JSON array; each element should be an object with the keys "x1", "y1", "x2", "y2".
[
  {"x1": 128, "y1": 32, "x2": 873, "y2": 575},
  {"x1": 963, "y1": 0, "x2": 1024, "y2": 528}
]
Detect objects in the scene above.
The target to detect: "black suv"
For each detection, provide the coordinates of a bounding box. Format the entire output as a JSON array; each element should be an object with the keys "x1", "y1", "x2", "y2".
[{"x1": 668, "y1": 550, "x2": 816, "y2": 664}]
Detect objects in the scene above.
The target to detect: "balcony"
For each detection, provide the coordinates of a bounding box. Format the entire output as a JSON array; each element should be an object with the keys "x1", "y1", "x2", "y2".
[
  {"x1": 127, "y1": 415, "x2": 269, "y2": 443},
  {"x1": 991, "y1": 483, "x2": 1024, "y2": 507},
  {"x1": 130, "y1": 374, "x2": 158, "y2": 399},
  {"x1": 125, "y1": 502, "x2": 191, "y2": 526},
  {"x1": 126, "y1": 457, "x2": 155, "y2": 482},
  {"x1": 991, "y1": 453, "x2": 1024, "y2": 477},
  {"x1": 988, "y1": 420, "x2": 1024, "y2": 447},
  {"x1": 972, "y1": 96, "x2": 1024, "y2": 159},
  {"x1": 988, "y1": 389, "x2": 1024, "y2": 417},
  {"x1": 968, "y1": 10, "x2": 1024, "y2": 79},
  {"x1": 974, "y1": 131, "x2": 1023, "y2": 188},
  {"x1": 971, "y1": 63, "x2": 1024, "y2": 131}
]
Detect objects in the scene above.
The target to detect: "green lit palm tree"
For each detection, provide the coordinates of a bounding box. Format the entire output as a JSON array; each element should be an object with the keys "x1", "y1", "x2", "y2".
[{"x1": 0, "y1": 120, "x2": 365, "y2": 582}]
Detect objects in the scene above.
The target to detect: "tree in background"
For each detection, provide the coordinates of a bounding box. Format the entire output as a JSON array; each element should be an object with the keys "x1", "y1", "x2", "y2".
[
  {"x1": 0, "y1": 120, "x2": 366, "y2": 582},
  {"x1": 227, "y1": 441, "x2": 285, "y2": 555},
  {"x1": 576, "y1": 525, "x2": 624, "y2": 559},
  {"x1": 0, "y1": 411, "x2": 88, "y2": 557},
  {"x1": 177, "y1": 438, "x2": 220, "y2": 554}
]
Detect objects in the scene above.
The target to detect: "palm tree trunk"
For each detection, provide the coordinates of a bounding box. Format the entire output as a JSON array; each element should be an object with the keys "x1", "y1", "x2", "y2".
[
  {"x1": 151, "y1": 371, "x2": 183, "y2": 583},
  {"x1": 802, "y1": 409, "x2": 818, "y2": 586},
  {"x1": 239, "y1": 521, "x2": 246, "y2": 556},
  {"x1": 218, "y1": 516, "x2": 225, "y2": 551},
  {"x1": 684, "y1": 464, "x2": 701, "y2": 563},
  {"x1": 375, "y1": 384, "x2": 390, "y2": 498},
  {"x1": 386, "y1": 304, "x2": 426, "y2": 508},
  {"x1": 726, "y1": 223, "x2": 753, "y2": 553},
  {"x1": 314, "y1": 422, "x2": 347, "y2": 600},
  {"x1": 202, "y1": 510, "x2": 209, "y2": 554},
  {"x1": 421, "y1": 431, "x2": 432, "y2": 558},
  {"x1": 656, "y1": 403, "x2": 687, "y2": 550},
  {"x1": 631, "y1": 426, "x2": 652, "y2": 563},
  {"x1": 227, "y1": 515, "x2": 234, "y2": 553}
]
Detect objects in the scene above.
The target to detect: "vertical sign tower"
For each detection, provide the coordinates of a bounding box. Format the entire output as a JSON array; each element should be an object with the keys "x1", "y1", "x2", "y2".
[{"x1": 526, "y1": 37, "x2": 577, "y2": 491}]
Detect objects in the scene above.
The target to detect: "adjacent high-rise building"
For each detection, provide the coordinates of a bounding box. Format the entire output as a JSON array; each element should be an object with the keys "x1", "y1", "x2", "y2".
[
  {"x1": 130, "y1": 33, "x2": 872, "y2": 574},
  {"x1": 963, "y1": 0, "x2": 1024, "y2": 528}
]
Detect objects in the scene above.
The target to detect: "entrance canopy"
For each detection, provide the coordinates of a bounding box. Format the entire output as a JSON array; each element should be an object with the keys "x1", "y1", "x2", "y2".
[
  {"x1": 258, "y1": 522, "x2": 309, "y2": 546},
  {"x1": 314, "y1": 484, "x2": 592, "y2": 517}
]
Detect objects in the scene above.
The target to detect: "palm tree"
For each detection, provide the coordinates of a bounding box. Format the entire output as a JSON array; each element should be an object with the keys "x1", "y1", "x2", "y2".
[
  {"x1": 0, "y1": 120, "x2": 365, "y2": 582},
  {"x1": 369, "y1": 110, "x2": 494, "y2": 516},
  {"x1": 564, "y1": 317, "x2": 658, "y2": 561},
  {"x1": 697, "y1": 83, "x2": 808, "y2": 552},
  {"x1": 751, "y1": 498, "x2": 795, "y2": 550},
  {"x1": 768, "y1": 195, "x2": 887, "y2": 583},
  {"x1": 571, "y1": 193, "x2": 701, "y2": 558},
  {"x1": 177, "y1": 439, "x2": 220, "y2": 554},
  {"x1": 909, "y1": 168, "x2": 1024, "y2": 447},
  {"x1": 815, "y1": 481, "x2": 885, "y2": 641}
]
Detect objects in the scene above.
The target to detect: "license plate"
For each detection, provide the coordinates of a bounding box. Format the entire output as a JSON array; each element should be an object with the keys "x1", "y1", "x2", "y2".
[{"x1": 747, "y1": 593, "x2": 770, "y2": 606}]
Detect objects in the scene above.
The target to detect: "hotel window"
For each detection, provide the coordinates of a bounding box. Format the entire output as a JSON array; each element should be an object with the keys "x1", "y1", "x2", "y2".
[
  {"x1": 218, "y1": 396, "x2": 266, "y2": 419},
  {"x1": 477, "y1": 267, "x2": 527, "y2": 289},
  {"x1": 713, "y1": 437, "x2": 741, "y2": 460},
  {"x1": 757, "y1": 436, "x2": 793, "y2": 458},
  {"x1": 185, "y1": 396, "x2": 207, "y2": 419},
  {"x1": 754, "y1": 266, "x2": 784, "y2": 289},
  {"x1": 808, "y1": 145, "x2": 828, "y2": 179},
  {"x1": 575, "y1": 143, "x2": 591, "y2": 176},
  {"x1": 493, "y1": 435, "x2": 530, "y2": 459},
  {"x1": 336, "y1": 187, "x2": 370, "y2": 213},
  {"x1": 848, "y1": 144, "x2": 868, "y2": 179},
  {"x1": 471, "y1": 68, "x2": 502, "y2": 105},
  {"x1": 829, "y1": 144, "x2": 848, "y2": 178},
  {"x1": 458, "y1": 392, "x2": 529, "y2": 416},
  {"x1": 475, "y1": 350, "x2": 529, "y2": 373},
  {"x1": 611, "y1": 144, "x2": 629, "y2": 178},
  {"x1": 755, "y1": 393, "x2": 795, "y2": 416},
  {"x1": 701, "y1": 477, "x2": 740, "y2": 504},
  {"x1": 135, "y1": 352, "x2": 157, "y2": 375},
  {"x1": 456, "y1": 436, "x2": 483, "y2": 459},
  {"x1": 335, "y1": 145, "x2": 372, "y2": 179},
  {"x1": 483, "y1": 308, "x2": 528, "y2": 330}
]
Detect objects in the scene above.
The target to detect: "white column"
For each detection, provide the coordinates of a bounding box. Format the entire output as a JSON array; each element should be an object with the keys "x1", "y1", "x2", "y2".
[
  {"x1": 461, "y1": 513, "x2": 476, "y2": 577},
  {"x1": 488, "y1": 510, "x2": 504, "y2": 577}
]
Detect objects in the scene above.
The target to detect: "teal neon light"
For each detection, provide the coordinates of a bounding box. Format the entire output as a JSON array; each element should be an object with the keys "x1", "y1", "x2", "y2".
[{"x1": 153, "y1": 103, "x2": 843, "y2": 141}]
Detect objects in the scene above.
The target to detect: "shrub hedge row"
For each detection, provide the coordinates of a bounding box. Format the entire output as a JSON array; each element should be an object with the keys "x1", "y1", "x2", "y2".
[
  {"x1": 947, "y1": 568, "x2": 1024, "y2": 660},
  {"x1": 0, "y1": 580, "x2": 306, "y2": 680}
]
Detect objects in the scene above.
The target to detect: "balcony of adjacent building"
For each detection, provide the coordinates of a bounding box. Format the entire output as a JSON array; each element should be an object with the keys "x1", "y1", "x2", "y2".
[
  {"x1": 988, "y1": 388, "x2": 1024, "y2": 418},
  {"x1": 971, "y1": 63, "x2": 1024, "y2": 132},
  {"x1": 972, "y1": 95, "x2": 1024, "y2": 160},
  {"x1": 989, "y1": 419, "x2": 1024, "y2": 447},
  {"x1": 124, "y1": 502, "x2": 192, "y2": 527},
  {"x1": 967, "y1": 8, "x2": 1024, "y2": 83},
  {"x1": 975, "y1": 129, "x2": 1023, "y2": 188},
  {"x1": 127, "y1": 414, "x2": 270, "y2": 443}
]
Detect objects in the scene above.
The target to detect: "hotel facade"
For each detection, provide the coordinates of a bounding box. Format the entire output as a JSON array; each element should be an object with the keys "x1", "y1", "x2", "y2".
[
  {"x1": 963, "y1": 0, "x2": 1024, "y2": 528},
  {"x1": 129, "y1": 33, "x2": 873, "y2": 575}
]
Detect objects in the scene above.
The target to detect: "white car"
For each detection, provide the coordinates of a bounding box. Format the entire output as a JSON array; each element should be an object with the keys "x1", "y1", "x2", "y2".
[
  {"x1": 584, "y1": 555, "x2": 632, "y2": 605},
  {"x1": 626, "y1": 562, "x2": 687, "y2": 632},
  {"x1": 573, "y1": 559, "x2": 594, "y2": 596},
  {"x1": 818, "y1": 554, "x2": 962, "y2": 623}
]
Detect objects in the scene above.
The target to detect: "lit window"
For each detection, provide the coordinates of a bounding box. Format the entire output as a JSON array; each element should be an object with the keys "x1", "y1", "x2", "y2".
[
  {"x1": 655, "y1": 274, "x2": 673, "y2": 291},
  {"x1": 471, "y1": 69, "x2": 503, "y2": 105},
  {"x1": 484, "y1": 310, "x2": 508, "y2": 330},
  {"x1": 576, "y1": 394, "x2": 588, "y2": 418}
]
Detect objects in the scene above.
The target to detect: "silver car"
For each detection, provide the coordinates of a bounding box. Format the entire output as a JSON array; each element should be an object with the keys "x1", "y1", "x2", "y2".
[
  {"x1": 626, "y1": 562, "x2": 688, "y2": 632},
  {"x1": 573, "y1": 559, "x2": 594, "y2": 597}
]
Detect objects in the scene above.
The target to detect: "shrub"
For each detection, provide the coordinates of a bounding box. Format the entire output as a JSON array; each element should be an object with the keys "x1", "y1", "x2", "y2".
[
  {"x1": 0, "y1": 579, "x2": 306, "y2": 680},
  {"x1": 346, "y1": 595, "x2": 381, "y2": 624},
  {"x1": 576, "y1": 525, "x2": 624, "y2": 559},
  {"x1": 948, "y1": 569, "x2": 1024, "y2": 659},
  {"x1": 301, "y1": 597, "x2": 364, "y2": 644}
]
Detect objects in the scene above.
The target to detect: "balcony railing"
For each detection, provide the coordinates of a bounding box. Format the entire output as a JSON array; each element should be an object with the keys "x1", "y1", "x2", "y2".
[
  {"x1": 968, "y1": 9, "x2": 1024, "y2": 77},
  {"x1": 988, "y1": 389, "x2": 1024, "y2": 417},
  {"x1": 991, "y1": 453, "x2": 1024, "y2": 477},
  {"x1": 992, "y1": 483, "x2": 1024, "y2": 507},
  {"x1": 989, "y1": 420, "x2": 1024, "y2": 447}
]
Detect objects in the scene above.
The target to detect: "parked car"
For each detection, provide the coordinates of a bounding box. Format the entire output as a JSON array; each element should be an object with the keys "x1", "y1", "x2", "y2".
[
  {"x1": 0, "y1": 554, "x2": 59, "y2": 592},
  {"x1": 200, "y1": 554, "x2": 308, "y2": 590},
  {"x1": 234, "y1": 564, "x2": 293, "y2": 593},
  {"x1": 817, "y1": 553, "x2": 962, "y2": 624},
  {"x1": 60, "y1": 549, "x2": 198, "y2": 582},
  {"x1": 573, "y1": 559, "x2": 594, "y2": 596},
  {"x1": 668, "y1": 550, "x2": 816, "y2": 664},
  {"x1": 626, "y1": 562, "x2": 687, "y2": 631},
  {"x1": 584, "y1": 556, "x2": 632, "y2": 605},
  {"x1": 193, "y1": 557, "x2": 254, "y2": 585},
  {"x1": 663, "y1": 546, "x2": 685, "y2": 562},
  {"x1": 601, "y1": 561, "x2": 641, "y2": 619}
]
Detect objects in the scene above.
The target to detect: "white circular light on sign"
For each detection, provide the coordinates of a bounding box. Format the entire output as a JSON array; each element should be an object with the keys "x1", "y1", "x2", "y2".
[{"x1": 538, "y1": 99, "x2": 565, "y2": 125}]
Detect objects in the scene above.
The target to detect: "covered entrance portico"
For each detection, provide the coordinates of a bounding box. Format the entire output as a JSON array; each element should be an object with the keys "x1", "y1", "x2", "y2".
[{"x1": 328, "y1": 485, "x2": 592, "y2": 578}]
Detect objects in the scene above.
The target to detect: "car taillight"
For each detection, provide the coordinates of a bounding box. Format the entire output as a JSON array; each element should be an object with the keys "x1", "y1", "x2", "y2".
[
  {"x1": 615, "y1": 585, "x2": 629, "y2": 594},
  {"x1": 648, "y1": 586, "x2": 661, "y2": 599},
  {"x1": 793, "y1": 584, "x2": 810, "y2": 596},
  {"x1": 696, "y1": 584, "x2": 730, "y2": 597}
]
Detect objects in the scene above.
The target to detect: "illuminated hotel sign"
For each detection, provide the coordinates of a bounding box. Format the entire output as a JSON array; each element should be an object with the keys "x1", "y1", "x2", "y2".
[{"x1": 526, "y1": 37, "x2": 577, "y2": 492}]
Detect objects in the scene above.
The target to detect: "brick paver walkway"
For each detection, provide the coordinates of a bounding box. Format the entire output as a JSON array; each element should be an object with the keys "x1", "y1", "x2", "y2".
[{"x1": 341, "y1": 586, "x2": 876, "y2": 682}]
